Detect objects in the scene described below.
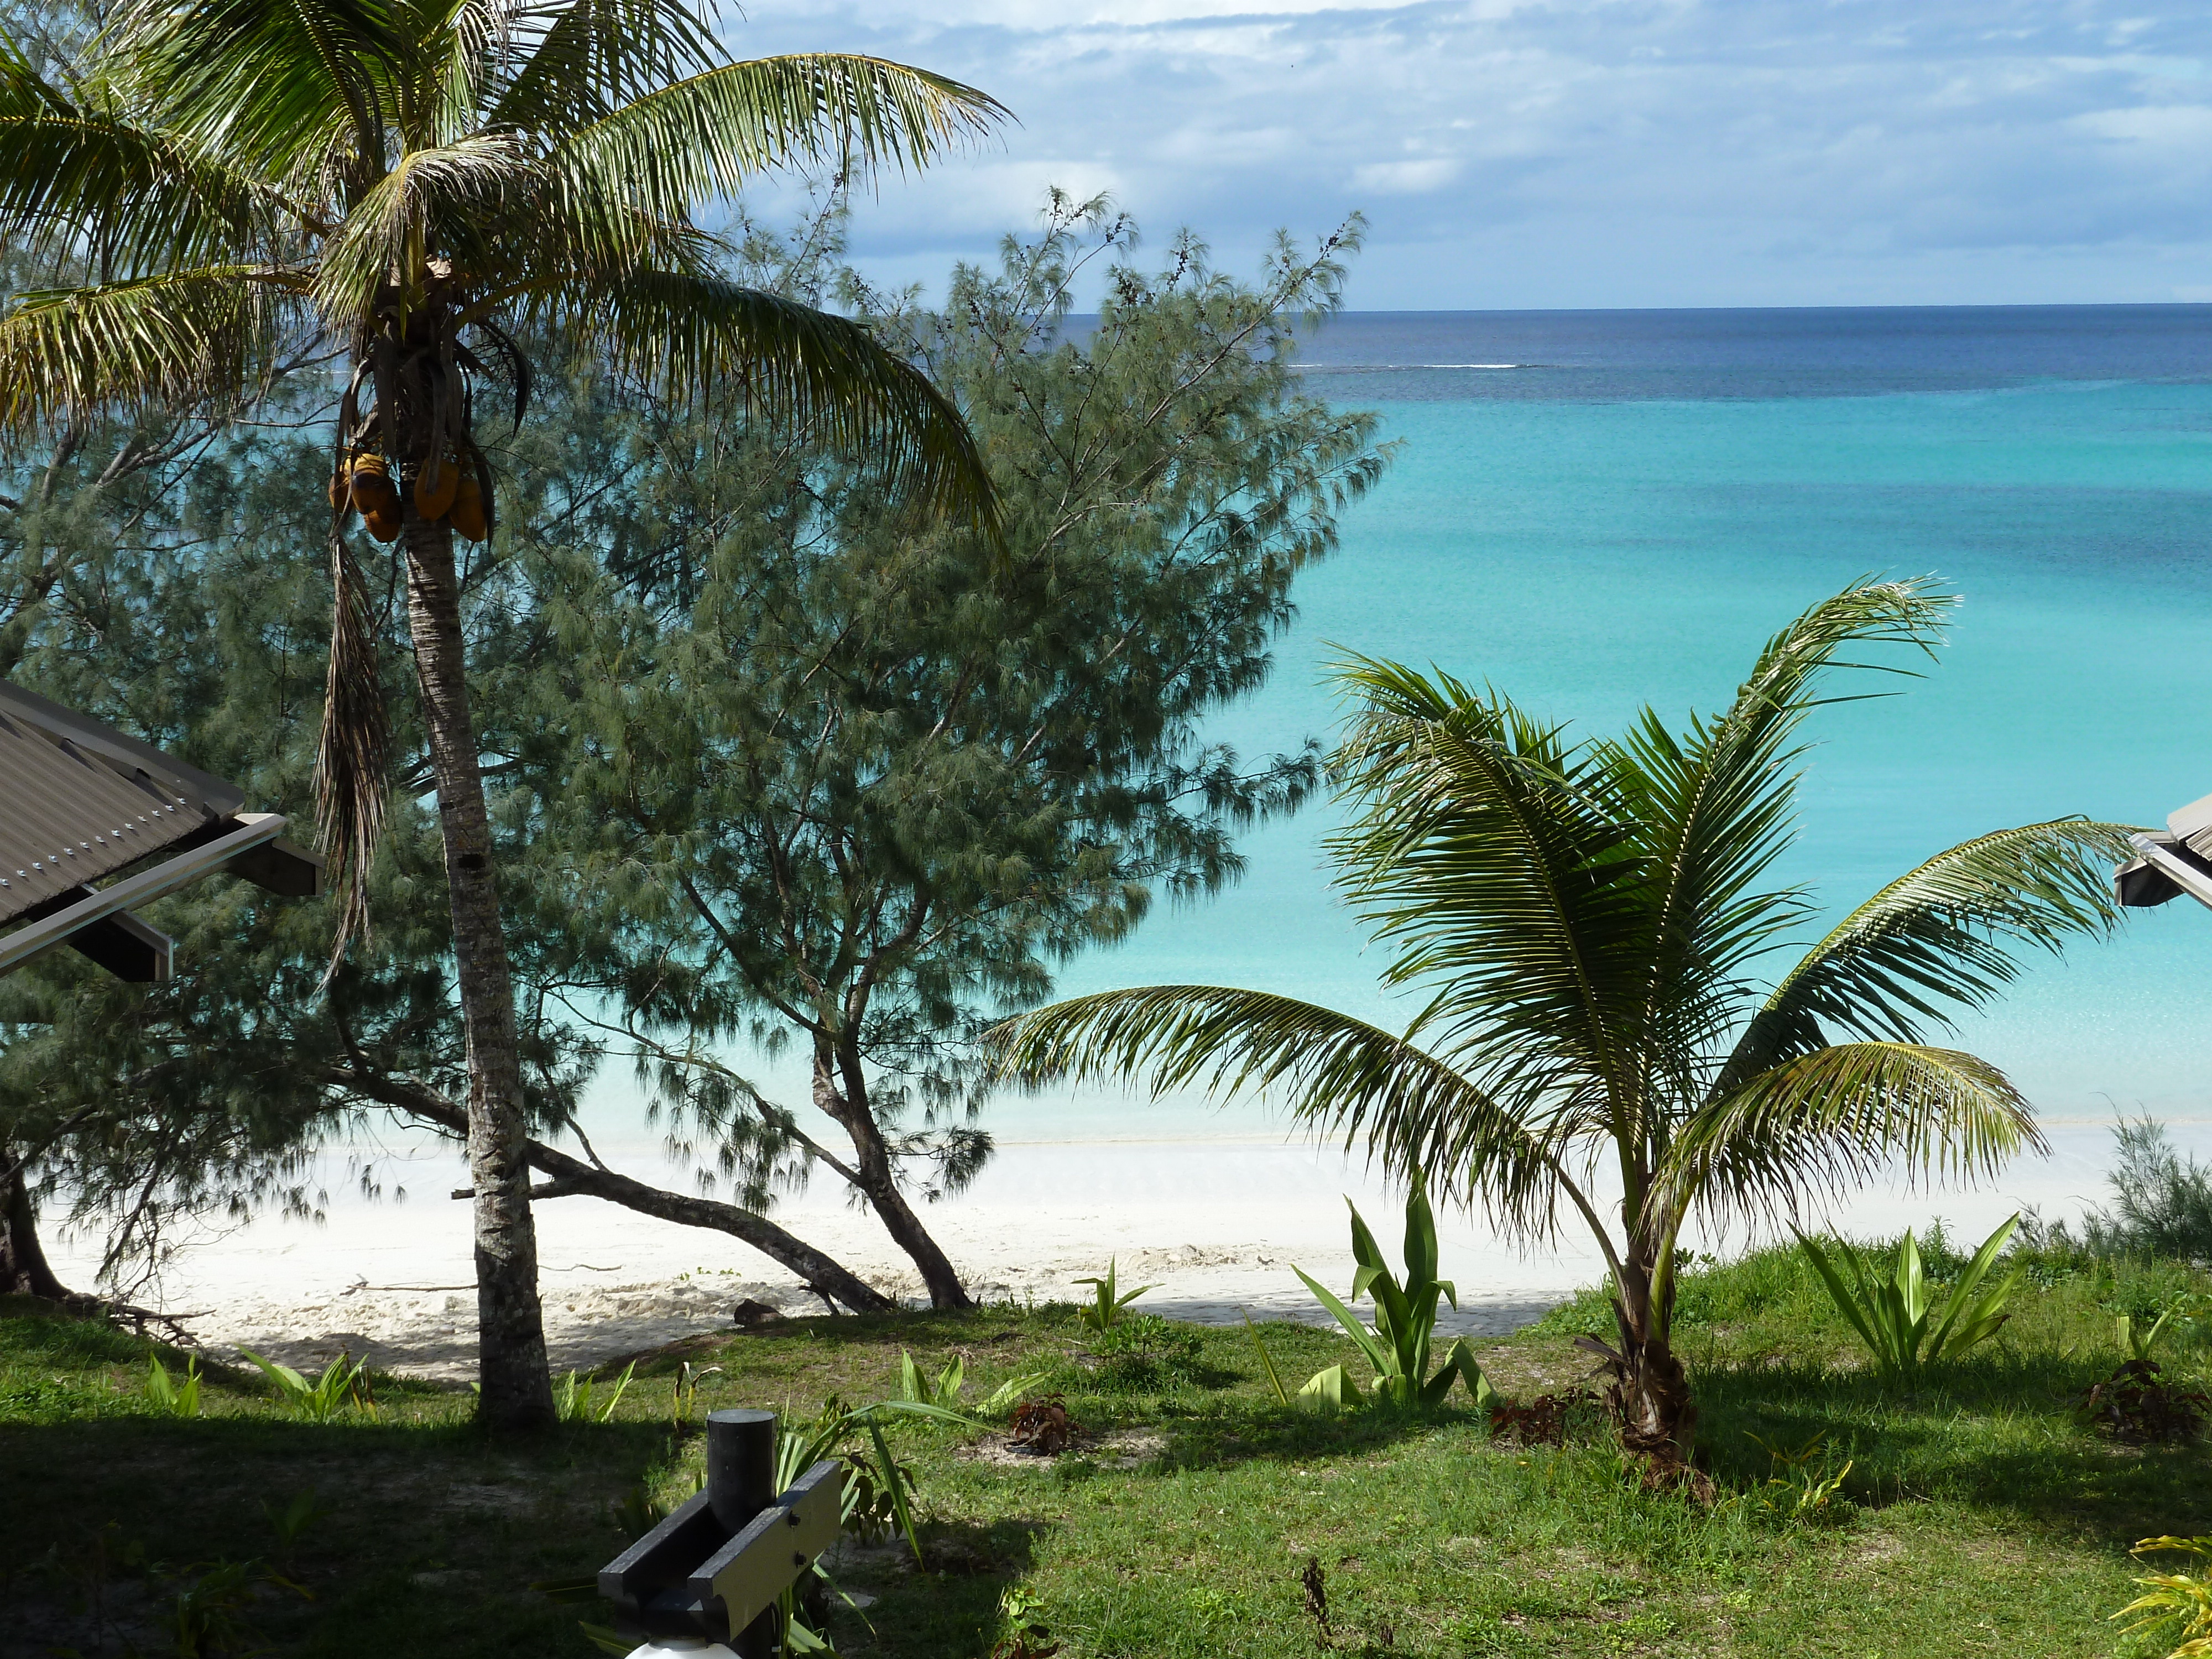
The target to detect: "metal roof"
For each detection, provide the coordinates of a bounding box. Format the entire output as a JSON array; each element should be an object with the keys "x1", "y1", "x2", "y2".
[
  {"x1": 0, "y1": 680, "x2": 247, "y2": 925},
  {"x1": 0, "y1": 680, "x2": 319, "y2": 980}
]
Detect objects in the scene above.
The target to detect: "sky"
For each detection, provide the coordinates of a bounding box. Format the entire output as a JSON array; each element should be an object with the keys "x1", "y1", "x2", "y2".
[{"x1": 729, "y1": 0, "x2": 2212, "y2": 310}]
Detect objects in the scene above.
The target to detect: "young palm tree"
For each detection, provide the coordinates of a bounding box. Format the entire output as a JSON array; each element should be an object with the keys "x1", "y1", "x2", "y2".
[
  {"x1": 992, "y1": 581, "x2": 2132, "y2": 1466},
  {"x1": 0, "y1": 0, "x2": 1004, "y2": 1427}
]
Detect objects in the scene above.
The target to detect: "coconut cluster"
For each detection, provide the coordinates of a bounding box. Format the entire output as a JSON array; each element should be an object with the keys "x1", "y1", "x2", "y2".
[{"x1": 328, "y1": 451, "x2": 488, "y2": 544}]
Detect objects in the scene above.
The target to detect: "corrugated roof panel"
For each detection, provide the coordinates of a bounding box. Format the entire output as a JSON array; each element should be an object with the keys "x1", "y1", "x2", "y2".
[{"x1": 0, "y1": 703, "x2": 225, "y2": 924}]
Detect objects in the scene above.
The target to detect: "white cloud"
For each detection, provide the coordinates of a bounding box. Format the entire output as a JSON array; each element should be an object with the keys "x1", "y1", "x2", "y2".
[
  {"x1": 1352, "y1": 158, "x2": 1463, "y2": 194},
  {"x1": 721, "y1": 0, "x2": 2212, "y2": 305}
]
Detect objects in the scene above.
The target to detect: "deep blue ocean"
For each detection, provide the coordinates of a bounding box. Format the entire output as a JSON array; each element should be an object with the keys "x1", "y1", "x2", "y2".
[{"x1": 1041, "y1": 305, "x2": 2212, "y2": 1136}]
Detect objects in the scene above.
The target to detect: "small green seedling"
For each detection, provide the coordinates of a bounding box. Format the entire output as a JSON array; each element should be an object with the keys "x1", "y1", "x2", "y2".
[
  {"x1": 556, "y1": 1360, "x2": 635, "y2": 1423},
  {"x1": 1073, "y1": 1258, "x2": 1155, "y2": 1333},
  {"x1": 2120, "y1": 1309, "x2": 2180, "y2": 1364},
  {"x1": 238, "y1": 1348, "x2": 373, "y2": 1422},
  {"x1": 670, "y1": 1360, "x2": 723, "y2": 1426},
  {"x1": 896, "y1": 1349, "x2": 1045, "y2": 1415},
  {"x1": 145, "y1": 1353, "x2": 202, "y2": 1418}
]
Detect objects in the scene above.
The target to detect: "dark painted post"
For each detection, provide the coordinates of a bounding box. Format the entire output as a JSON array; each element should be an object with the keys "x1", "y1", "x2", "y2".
[{"x1": 705, "y1": 1409, "x2": 780, "y2": 1658}]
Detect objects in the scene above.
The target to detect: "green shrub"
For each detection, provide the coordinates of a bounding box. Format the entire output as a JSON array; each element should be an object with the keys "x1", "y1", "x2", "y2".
[{"x1": 1086, "y1": 1315, "x2": 1203, "y2": 1387}]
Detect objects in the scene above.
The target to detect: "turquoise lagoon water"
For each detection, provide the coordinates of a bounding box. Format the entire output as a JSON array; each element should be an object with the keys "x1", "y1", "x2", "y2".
[{"x1": 1036, "y1": 307, "x2": 2212, "y2": 1146}]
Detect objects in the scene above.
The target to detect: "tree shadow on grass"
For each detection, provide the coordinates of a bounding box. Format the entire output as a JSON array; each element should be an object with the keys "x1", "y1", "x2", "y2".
[
  {"x1": 1695, "y1": 1355, "x2": 2212, "y2": 1540},
  {"x1": 825, "y1": 1515, "x2": 1053, "y2": 1659},
  {"x1": 0, "y1": 1412, "x2": 674, "y2": 1659}
]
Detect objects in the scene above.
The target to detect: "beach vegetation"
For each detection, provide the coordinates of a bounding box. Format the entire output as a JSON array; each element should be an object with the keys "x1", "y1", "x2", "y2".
[
  {"x1": 1792, "y1": 1213, "x2": 2025, "y2": 1381},
  {"x1": 1282, "y1": 1178, "x2": 1497, "y2": 1412},
  {"x1": 0, "y1": 196, "x2": 1387, "y2": 1328},
  {"x1": 2030, "y1": 1117, "x2": 2212, "y2": 1266},
  {"x1": 555, "y1": 1358, "x2": 635, "y2": 1424},
  {"x1": 992, "y1": 579, "x2": 2136, "y2": 1473},
  {"x1": 2115, "y1": 1535, "x2": 2212, "y2": 1659},
  {"x1": 6, "y1": 1240, "x2": 2209, "y2": 1656},
  {"x1": 1072, "y1": 1258, "x2": 1155, "y2": 1333},
  {"x1": 143, "y1": 1350, "x2": 201, "y2": 1418},
  {"x1": 236, "y1": 1345, "x2": 375, "y2": 1422},
  {"x1": 0, "y1": 0, "x2": 1003, "y2": 1429}
]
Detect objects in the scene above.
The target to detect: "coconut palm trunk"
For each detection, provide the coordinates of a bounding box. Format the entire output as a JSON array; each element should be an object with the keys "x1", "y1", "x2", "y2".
[
  {"x1": 400, "y1": 504, "x2": 554, "y2": 1426},
  {"x1": 2, "y1": 0, "x2": 1006, "y2": 1430}
]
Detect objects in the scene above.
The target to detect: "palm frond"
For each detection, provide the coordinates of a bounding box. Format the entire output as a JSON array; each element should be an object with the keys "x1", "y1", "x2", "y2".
[
  {"x1": 107, "y1": 0, "x2": 395, "y2": 182},
  {"x1": 316, "y1": 530, "x2": 390, "y2": 974},
  {"x1": 542, "y1": 54, "x2": 1008, "y2": 218},
  {"x1": 486, "y1": 0, "x2": 723, "y2": 134},
  {"x1": 987, "y1": 985, "x2": 1597, "y2": 1244},
  {"x1": 0, "y1": 265, "x2": 305, "y2": 432},
  {"x1": 1326, "y1": 656, "x2": 1654, "y2": 1099},
  {"x1": 1585, "y1": 580, "x2": 1963, "y2": 1102},
  {"x1": 310, "y1": 132, "x2": 537, "y2": 321},
  {"x1": 1721, "y1": 820, "x2": 2137, "y2": 1090},
  {"x1": 538, "y1": 269, "x2": 997, "y2": 529},
  {"x1": 1660, "y1": 1040, "x2": 2042, "y2": 1228},
  {"x1": 0, "y1": 48, "x2": 278, "y2": 274}
]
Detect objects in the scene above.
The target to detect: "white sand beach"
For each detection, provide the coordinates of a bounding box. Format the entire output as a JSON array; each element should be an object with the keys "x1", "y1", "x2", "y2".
[{"x1": 46, "y1": 1110, "x2": 2210, "y2": 1382}]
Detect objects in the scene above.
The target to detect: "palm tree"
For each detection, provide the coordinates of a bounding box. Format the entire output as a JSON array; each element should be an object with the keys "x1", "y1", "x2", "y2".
[
  {"x1": 992, "y1": 581, "x2": 2131, "y2": 1467},
  {"x1": 0, "y1": 0, "x2": 1004, "y2": 1428}
]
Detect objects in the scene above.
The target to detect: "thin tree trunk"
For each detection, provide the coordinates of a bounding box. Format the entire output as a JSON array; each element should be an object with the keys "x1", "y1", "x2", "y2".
[
  {"x1": 1599, "y1": 1262, "x2": 1698, "y2": 1470},
  {"x1": 814, "y1": 1050, "x2": 972, "y2": 1311},
  {"x1": 0, "y1": 1155, "x2": 72, "y2": 1301},
  {"x1": 331, "y1": 1073, "x2": 899, "y2": 1314},
  {"x1": 400, "y1": 509, "x2": 555, "y2": 1431}
]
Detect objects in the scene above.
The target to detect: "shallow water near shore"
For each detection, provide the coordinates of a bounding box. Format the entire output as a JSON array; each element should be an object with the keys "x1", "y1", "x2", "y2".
[{"x1": 64, "y1": 306, "x2": 2212, "y2": 1364}]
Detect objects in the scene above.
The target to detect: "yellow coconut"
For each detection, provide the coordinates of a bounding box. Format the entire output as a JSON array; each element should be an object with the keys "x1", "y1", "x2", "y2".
[
  {"x1": 327, "y1": 466, "x2": 349, "y2": 509},
  {"x1": 361, "y1": 503, "x2": 401, "y2": 543},
  {"x1": 414, "y1": 455, "x2": 460, "y2": 520},
  {"x1": 448, "y1": 472, "x2": 488, "y2": 541},
  {"x1": 349, "y1": 454, "x2": 399, "y2": 520}
]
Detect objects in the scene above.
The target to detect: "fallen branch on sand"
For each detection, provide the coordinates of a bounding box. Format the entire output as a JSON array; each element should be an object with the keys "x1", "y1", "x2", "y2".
[{"x1": 318, "y1": 1066, "x2": 896, "y2": 1314}]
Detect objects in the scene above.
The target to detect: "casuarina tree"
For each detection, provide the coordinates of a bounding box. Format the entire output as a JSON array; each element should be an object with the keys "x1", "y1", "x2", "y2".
[
  {"x1": 992, "y1": 581, "x2": 2133, "y2": 1470},
  {"x1": 0, "y1": 0, "x2": 1003, "y2": 1427}
]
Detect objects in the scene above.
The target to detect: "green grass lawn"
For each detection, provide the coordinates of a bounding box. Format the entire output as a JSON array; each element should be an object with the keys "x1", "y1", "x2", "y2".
[{"x1": 4, "y1": 1244, "x2": 2208, "y2": 1658}]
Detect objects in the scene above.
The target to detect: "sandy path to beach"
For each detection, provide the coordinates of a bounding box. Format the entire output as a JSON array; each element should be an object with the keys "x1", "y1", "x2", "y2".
[{"x1": 46, "y1": 1116, "x2": 2187, "y2": 1382}]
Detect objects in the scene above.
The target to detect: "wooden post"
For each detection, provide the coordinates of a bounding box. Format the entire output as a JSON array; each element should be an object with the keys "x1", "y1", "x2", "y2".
[{"x1": 706, "y1": 1410, "x2": 780, "y2": 1658}]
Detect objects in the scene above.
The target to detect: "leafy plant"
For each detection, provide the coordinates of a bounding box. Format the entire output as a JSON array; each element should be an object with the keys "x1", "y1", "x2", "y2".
[
  {"x1": 1286, "y1": 1180, "x2": 1498, "y2": 1411},
  {"x1": 671, "y1": 1360, "x2": 724, "y2": 1427},
  {"x1": 991, "y1": 1584, "x2": 1062, "y2": 1659},
  {"x1": 1084, "y1": 1317, "x2": 1204, "y2": 1389},
  {"x1": 1742, "y1": 1432, "x2": 1854, "y2": 1522},
  {"x1": 992, "y1": 580, "x2": 2131, "y2": 1462},
  {"x1": 2113, "y1": 1535, "x2": 2212, "y2": 1658},
  {"x1": 237, "y1": 1348, "x2": 374, "y2": 1422},
  {"x1": 1008, "y1": 1395, "x2": 1077, "y2": 1454},
  {"x1": 1793, "y1": 1214, "x2": 2025, "y2": 1380},
  {"x1": 555, "y1": 1360, "x2": 636, "y2": 1424},
  {"x1": 1073, "y1": 1259, "x2": 1156, "y2": 1333},
  {"x1": 2122, "y1": 1308, "x2": 2183, "y2": 1363},
  {"x1": 144, "y1": 1353, "x2": 202, "y2": 1418},
  {"x1": 262, "y1": 1488, "x2": 324, "y2": 1572},
  {"x1": 2080, "y1": 1357, "x2": 2209, "y2": 1445},
  {"x1": 897, "y1": 1350, "x2": 1047, "y2": 1415},
  {"x1": 164, "y1": 1557, "x2": 309, "y2": 1658}
]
